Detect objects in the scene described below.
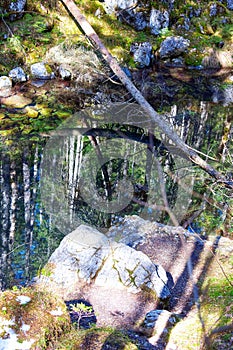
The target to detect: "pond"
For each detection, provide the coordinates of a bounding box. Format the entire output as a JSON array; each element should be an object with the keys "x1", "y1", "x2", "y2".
[{"x1": 0, "y1": 67, "x2": 232, "y2": 289}]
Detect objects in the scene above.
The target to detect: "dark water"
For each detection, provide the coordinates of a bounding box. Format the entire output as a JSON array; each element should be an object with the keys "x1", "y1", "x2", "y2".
[{"x1": 0, "y1": 69, "x2": 232, "y2": 289}]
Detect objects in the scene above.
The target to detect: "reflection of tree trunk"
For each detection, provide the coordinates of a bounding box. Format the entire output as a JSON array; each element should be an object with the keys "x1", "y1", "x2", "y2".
[
  {"x1": 73, "y1": 136, "x2": 83, "y2": 205},
  {"x1": 60, "y1": 0, "x2": 233, "y2": 188},
  {"x1": 194, "y1": 101, "x2": 209, "y2": 149},
  {"x1": 89, "y1": 135, "x2": 112, "y2": 200},
  {"x1": 67, "y1": 136, "x2": 75, "y2": 223},
  {"x1": 0, "y1": 154, "x2": 11, "y2": 290},
  {"x1": 9, "y1": 161, "x2": 17, "y2": 245},
  {"x1": 23, "y1": 148, "x2": 33, "y2": 281},
  {"x1": 218, "y1": 114, "x2": 232, "y2": 162},
  {"x1": 66, "y1": 136, "x2": 83, "y2": 223}
]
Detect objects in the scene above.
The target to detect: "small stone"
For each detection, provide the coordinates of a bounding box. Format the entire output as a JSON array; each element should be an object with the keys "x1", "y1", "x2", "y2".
[
  {"x1": 130, "y1": 42, "x2": 153, "y2": 68},
  {"x1": 227, "y1": 0, "x2": 233, "y2": 10},
  {"x1": 159, "y1": 36, "x2": 190, "y2": 59},
  {"x1": 104, "y1": 0, "x2": 138, "y2": 14},
  {"x1": 16, "y1": 295, "x2": 31, "y2": 305},
  {"x1": 141, "y1": 309, "x2": 179, "y2": 340},
  {"x1": 30, "y1": 62, "x2": 55, "y2": 80},
  {"x1": 58, "y1": 66, "x2": 72, "y2": 80},
  {"x1": 171, "y1": 57, "x2": 185, "y2": 67},
  {"x1": 209, "y1": 3, "x2": 218, "y2": 16},
  {"x1": 118, "y1": 9, "x2": 147, "y2": 31},
  {"x1": 9, "y1": 67, "x2": 27, "y2": 83},
  {"x1": 150, "y1": 9, "x2": 169, "y2": 35},
  {"x1": 9, "y1": 0, "x2": 26, "y2": 20},
  {"x1": 25, "y1": 106, "x2": 39, "y2": 118},
  {"x1": 0, "y1": 76, "x2": 12, "y2": 90}
]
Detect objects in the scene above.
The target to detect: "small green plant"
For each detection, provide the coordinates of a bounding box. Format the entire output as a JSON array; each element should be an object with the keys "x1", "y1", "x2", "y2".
[{"x1": 70, "y1": 302, "x2": 95, "y2": 329}]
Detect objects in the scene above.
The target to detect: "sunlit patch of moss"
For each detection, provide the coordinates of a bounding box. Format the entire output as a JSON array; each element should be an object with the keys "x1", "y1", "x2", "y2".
[
  {"x1": 169, "y1": 311, "x2": 204, "y2": 350},
  {"x1": 169, "y1": 251, "x2": 233, "y2": 349}
]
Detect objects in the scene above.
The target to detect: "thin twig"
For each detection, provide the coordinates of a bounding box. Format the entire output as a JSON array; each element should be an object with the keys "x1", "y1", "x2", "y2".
[{"x1": 0, "y1": 9, "x2": 14, "y2": 36}]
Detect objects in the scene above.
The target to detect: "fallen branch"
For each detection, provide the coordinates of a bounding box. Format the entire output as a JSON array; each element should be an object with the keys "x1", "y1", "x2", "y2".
[{"x1": 60, "y1": 0, "x2": 233, "y2": 189}]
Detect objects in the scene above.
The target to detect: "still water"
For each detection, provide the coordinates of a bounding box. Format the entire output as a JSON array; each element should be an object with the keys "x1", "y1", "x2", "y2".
[{"x1": 0, "y1": 68, "x2": 232, "y2": 289}]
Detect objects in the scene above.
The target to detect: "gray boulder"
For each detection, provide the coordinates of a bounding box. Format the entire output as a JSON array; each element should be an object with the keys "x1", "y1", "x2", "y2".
[
  {"x1": 9, "y1": 67, "x2": 27, "y2": 83},
  {"x1": 130, "y1": 42, "x2": 153, "y2": 67},
  {"x1": 159, "y1": 36, "x2": 190, "y2": 58},
  {"x1": 30, "y1": 62, "x2": 55, "y2": 80},
  {"x1": 150, "y1": 9, "x2": 169, "y2": 35},
  {"x1": 42, "y1": 224, "x2": 171, "y2": 299}
]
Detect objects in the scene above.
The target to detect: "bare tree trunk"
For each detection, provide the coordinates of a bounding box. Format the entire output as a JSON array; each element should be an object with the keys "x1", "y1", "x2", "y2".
[{"x1": 59, "y1": 0, "x2": 233, "y2": 189}]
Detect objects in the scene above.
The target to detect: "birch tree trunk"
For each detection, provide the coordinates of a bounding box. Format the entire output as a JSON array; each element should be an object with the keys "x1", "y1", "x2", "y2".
[{"x1": 60, "y1": 0, "x2": 233, "y2": 189}]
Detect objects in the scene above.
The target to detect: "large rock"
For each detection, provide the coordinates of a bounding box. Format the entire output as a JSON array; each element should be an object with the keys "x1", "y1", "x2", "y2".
[
  {"x1": 159, "y1": 36, "x2": 190, "y2": 58},
  {"x1": 149, "y1": 9, "x2": 169, "y2": 35},
  {"x1": 42, "y1": 224, "x2": 171, "y2": 299}
]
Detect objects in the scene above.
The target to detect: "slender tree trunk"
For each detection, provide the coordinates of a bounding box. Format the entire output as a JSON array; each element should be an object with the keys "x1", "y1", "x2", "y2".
[
  {"x1": 23, "y1": 148, "x2": 33, "y2": 281},
  {"x1": 59, "y1": 0, "x2": 233, "y2": 189},
  {"x1": 218, "y1": 113, "x2": 232, "y2": 162},
  {"x1": 0, "y1": 154, "x2": 11, "y2": 290}
]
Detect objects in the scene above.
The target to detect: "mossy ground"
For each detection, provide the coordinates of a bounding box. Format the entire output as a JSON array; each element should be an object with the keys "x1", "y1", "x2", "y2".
[{"x1": 0, "y1": 0, "x2": 232, "y2": 74}]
